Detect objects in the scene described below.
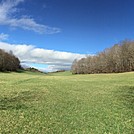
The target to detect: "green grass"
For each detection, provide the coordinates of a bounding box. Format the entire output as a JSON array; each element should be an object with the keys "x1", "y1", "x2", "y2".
[
  {"x1": 0, "y1": 72, "x2": 134, "y2": 134},
  {"x1": 48, "y1": 71, "x2": 72, "y2": 76}
]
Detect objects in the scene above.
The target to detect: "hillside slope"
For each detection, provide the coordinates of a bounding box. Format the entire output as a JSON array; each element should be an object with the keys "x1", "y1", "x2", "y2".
[{"x1": 0, "y1": 72, "x2": 133, "y2": 133}]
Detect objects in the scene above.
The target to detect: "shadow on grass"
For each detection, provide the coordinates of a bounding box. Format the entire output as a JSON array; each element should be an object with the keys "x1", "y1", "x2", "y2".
[
  {"x1": 0, "y1": 97, "x2": 28, "y2": 110},
  {"x1": 117, "y1": 86, "x2": 134, "y2": 110},
  {"x1": 0, "y1": 91, "x2": 38, "y2": 110},
  {"x1": 0, "y1": 69, "x2": 25, "y2": 73},
  {"x1": 16, "y1": 69, "x2": 25, "y2": 73}
]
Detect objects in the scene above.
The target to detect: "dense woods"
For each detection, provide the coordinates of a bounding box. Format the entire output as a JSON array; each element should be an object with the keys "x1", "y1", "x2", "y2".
[
  {"x1": 71, "y1": 40, "x2": 134, "y2": 74},
  {"x1": 0, "y1": 49, "x2": 20, "y2": 71}
]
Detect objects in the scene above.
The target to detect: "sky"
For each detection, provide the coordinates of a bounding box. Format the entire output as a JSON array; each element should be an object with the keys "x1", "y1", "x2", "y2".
[{"x1": 0, "y1": 0, "x2": 134, "y2": 72}]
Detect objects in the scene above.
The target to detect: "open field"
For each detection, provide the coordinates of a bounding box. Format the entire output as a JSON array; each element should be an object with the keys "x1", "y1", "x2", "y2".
[{"x1": 0, "y1": 72, "x2": 134, "y2": 134}]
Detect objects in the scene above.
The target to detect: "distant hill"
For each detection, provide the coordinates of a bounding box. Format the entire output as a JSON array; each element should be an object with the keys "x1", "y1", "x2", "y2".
[{"x1": 24, "y1": 67, "x2": 44, "y2": 73}]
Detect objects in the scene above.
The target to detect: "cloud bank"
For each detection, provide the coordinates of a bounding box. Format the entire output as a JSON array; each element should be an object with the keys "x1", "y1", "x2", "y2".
[
  {"x1": 0, "y1": 0, "x2": 61, "y2": 34},
  {"x1": 0, "y1": 41, "x2": 86, "y2": 72}
]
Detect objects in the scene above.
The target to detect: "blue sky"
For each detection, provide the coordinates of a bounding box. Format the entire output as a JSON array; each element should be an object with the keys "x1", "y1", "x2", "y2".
[{"x1": 0, "y1": 0, "x2": 134, "y2": 71}]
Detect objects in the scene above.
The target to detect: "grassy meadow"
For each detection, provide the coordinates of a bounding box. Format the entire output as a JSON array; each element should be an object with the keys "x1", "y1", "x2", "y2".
[{"x1": 0, "y1": 71, "x2": 134, "y2": 134}]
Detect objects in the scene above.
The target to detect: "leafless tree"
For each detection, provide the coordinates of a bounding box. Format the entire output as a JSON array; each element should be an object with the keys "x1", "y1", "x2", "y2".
[
  {"x1": 0, "y1": 49, "x2": 20, "y2": 71},
  {"x1": 71, "y1": 40, "x2": 134, "y2": 74}
]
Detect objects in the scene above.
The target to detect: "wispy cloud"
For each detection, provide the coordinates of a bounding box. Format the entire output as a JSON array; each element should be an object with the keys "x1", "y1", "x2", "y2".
[
  {"x1": 0, "y1": 41, "x2": 86, "y2": 72},
  {"x1": 0, "y1": 0, "x2": 61, "y2": 34},
  {"x1": 0, "y1": 33, "x2": 9, "y2": 41}
]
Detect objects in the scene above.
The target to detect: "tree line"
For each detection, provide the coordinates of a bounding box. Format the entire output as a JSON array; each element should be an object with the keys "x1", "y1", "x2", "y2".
[
  {"x1": 0, "y1": 49, "x2": 20, "y2": 71},
  {"x1": 71, "y1": 40, "x2": 134, "y2": 74}
]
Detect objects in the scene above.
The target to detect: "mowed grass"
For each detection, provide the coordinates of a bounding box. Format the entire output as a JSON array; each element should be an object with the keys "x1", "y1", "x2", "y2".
[{"x1": 0, "y1": 72, "x2": 134, "y2": 134}]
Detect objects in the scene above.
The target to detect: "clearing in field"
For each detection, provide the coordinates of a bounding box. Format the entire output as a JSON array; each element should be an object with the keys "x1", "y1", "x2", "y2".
[{"x1": 0, "y1": 72, "x2": 134, "y2": 134}]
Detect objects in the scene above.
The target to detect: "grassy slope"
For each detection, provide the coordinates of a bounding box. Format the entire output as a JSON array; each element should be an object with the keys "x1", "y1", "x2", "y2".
[
  {"x1": 0, "y1": 72, "x2": 134, "y2": 134},
  {"x1": 47, "y1": 71, "x2": 72, "y2": 76}
]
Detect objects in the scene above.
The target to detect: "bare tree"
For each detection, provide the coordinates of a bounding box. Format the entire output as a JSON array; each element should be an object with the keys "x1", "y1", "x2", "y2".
[
  {"x1": 0, "y1": 49, "x2": 20, "y2": 72},
  {"x1": 71, "y1": 40, "x2": 134, "y2": 74}
]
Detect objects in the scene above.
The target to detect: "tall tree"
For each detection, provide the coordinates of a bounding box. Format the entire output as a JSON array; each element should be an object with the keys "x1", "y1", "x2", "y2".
[
  {"x1": 0, "y1": 49, "x2": 20, "y2": 71},
  {"x1": 71, "y1": 40, "x2": 134, "y2": 74}
]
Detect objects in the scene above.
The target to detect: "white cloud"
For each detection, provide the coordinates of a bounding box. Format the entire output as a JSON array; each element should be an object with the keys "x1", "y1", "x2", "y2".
[
  {"x1": 38, "y1": 65, "x2": 70, "y2": 72},
  {"x1": 0, "y1": 0, "x2": 61, "y2": 34},
  {"x1": 0, "y1": 33, "x2": 9, "y2": 40},
  {"x1": 0, "y1": 41, "x2": 86, "y2": 72}
]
